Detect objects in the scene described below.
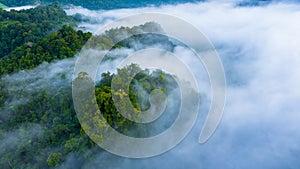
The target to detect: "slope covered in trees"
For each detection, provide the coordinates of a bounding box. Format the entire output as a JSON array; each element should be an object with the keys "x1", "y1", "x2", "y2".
[
  {"x1": 0, "y1": 25, "x2": 91, "y2": 76},
  {"x1": 0, "y1": 2, "x2": 73, "y2": 58},
  {"x1": 0, "y1": 2, "x2": 8, "y2": 9},
  {"x1": 0, "y1": 63, "x2": 176, "y2": 168},
  {"x1": 0, "y1": 5, "x2": 92, "y2": 167},
  {"x1": 0, "y1": 0, "x2": 38, "y2": 7},
  {"x1": 1, "y1": 0, "x2": 202, "y2": 10},
  {"x1": 0, "y1": 4, "x2": 180, "y2": 168}
]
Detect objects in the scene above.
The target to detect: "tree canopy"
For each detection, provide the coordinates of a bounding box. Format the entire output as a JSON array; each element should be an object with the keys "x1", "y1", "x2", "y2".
[
  {"x1": 0, "y1": 2, "x2": 73, "y2": 58},
  {"x1": 1, "y1": 0, "x2": 202, "y2": 10},
  {"x1": 0, "y1": 5, "x2": 180, "y2": 167}
]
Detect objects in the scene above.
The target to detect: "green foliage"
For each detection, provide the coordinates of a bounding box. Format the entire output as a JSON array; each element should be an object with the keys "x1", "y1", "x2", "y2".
[
  {"x1": 0, "y1": 2, "x2": 8, "y2": 9},
  {"x1": 0, "y1": 0, "x2": 38, "y2": 7},
  {"x1": 0, "y1": 2, "x2": 74, "y2": 58},
  {"x1": 47, "y1": 152, "x2": 62, "y2": 167},
  {"x1": 0, "y1": 81, "x2": 6, "y2": 106},
  {"x1": 1, "y1": 0, "x2": 200, "y2": 10},
  {"x1": 86, "y1": 22, "x2": 169, "y2": 51},
  {"x1": 0, "y1": 11, "x2": 178, "y2": 167},
  {"x1": 0, "y1": 65, "x2": 176, "y2": 168},
  {"x1": 64, "y1": 138, "x2": 80, "y2": 152},
  {"x1": 0, "y1": 86, "x2": 95, "y2": 168},
  {"x1": 0, "y1": 25, "x2": 91, "y2": 76},
  {"x1": 95, "y1": 64, "x2": 177, "y2": 136}
]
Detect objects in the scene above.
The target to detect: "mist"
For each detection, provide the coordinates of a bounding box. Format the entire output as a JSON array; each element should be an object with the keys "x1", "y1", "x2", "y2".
[
  {"x1": 61, "y1": 1, "x2": 300, "y2": 169},
  {"x1": 1, "y1": 0, "x2": 299, "y2": 168}
]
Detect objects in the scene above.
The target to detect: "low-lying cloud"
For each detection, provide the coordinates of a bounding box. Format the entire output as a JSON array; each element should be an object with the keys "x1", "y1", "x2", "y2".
[{"x1": 63, "y1": 1, "x2": 300, "y2": 168}]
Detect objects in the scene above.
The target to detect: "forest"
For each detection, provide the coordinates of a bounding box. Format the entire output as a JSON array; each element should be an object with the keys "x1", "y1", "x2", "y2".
[
  {"x1": 0, "y1": 3, "x2": 178, "y2": 168},
  {"x1": 0, "y1": 0, "x2": 202, "y2": 10},
  {"x1": 0, "y1": 2, "x2": 75, "y2": 58}
]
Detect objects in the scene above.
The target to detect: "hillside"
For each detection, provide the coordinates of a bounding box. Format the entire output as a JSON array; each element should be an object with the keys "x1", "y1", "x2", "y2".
[
  {"x1": 0, "y1": 0, "x2": 202, "y2": 10},
  {"x1": 0, "y1": 2, "x2": 74, "y2": 58},
  {"x1": 0, "y1": 4, "x2": 179, "y2": 168},
  {"x1": 0, "y1": 2, "x2": 8, "y2": 9}
]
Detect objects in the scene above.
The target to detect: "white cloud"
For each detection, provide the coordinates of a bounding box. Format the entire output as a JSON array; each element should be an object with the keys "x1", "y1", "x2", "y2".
[{"x1": 8, "y1": 1, "x2": 298, "y2": 168}]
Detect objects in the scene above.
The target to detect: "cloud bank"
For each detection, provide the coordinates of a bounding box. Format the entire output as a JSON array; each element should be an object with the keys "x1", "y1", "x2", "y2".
[{"x1": 63, "y1": 1, "x2": 300, "y2": 168}]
